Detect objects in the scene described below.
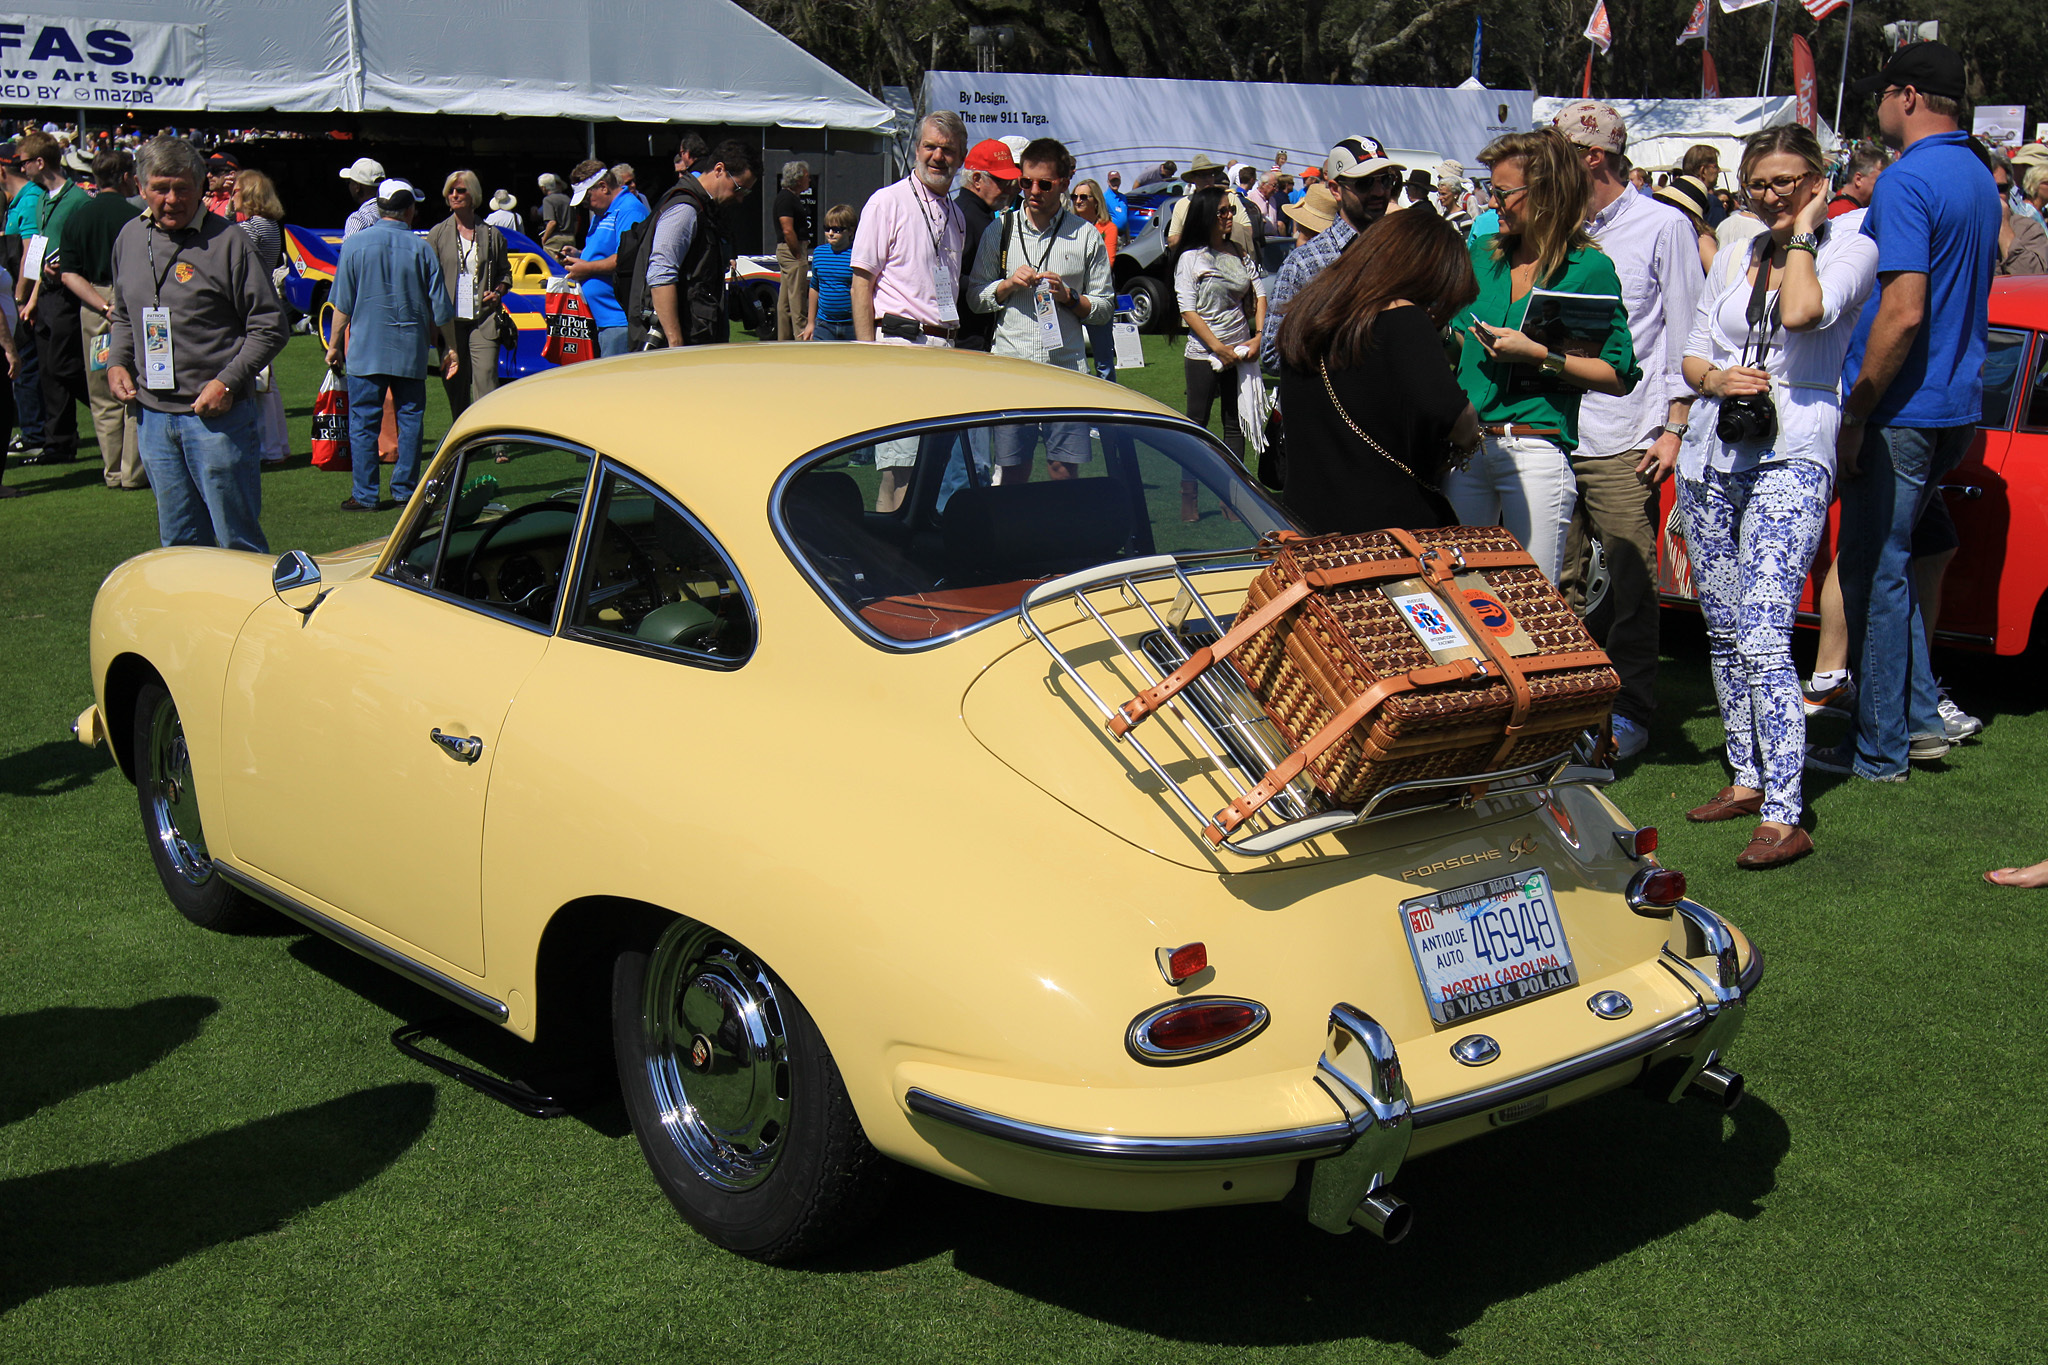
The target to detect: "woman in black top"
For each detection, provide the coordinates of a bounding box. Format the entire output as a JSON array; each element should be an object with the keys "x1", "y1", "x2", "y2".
[{"x1": 1275, "y1": 209, "x2": 1481, "y2": 533}]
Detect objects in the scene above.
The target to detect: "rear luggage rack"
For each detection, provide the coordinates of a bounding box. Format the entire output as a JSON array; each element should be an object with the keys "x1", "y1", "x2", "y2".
[{"x1": 1020, "y1": 555, "x2": 1608, "y2": 859}]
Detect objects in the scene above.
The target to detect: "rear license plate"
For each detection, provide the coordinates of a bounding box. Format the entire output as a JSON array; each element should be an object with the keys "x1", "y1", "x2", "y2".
[{"x1": 1400, "y1": 868, "x2": 1577, "y2": 1025}]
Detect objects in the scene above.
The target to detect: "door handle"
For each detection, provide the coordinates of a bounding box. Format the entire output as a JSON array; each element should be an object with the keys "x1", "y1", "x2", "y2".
[
  {"x1": 430, "y1": 728, "x2": 484, "y2": 764},
  {"x1": 1943, "y1": 485, "x2": 1985, "y2": 500}
]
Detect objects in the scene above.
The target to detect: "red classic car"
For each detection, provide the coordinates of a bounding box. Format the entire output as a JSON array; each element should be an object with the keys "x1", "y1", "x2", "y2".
[{"x1": 1654, "y1": 275, "x2": 2048, "y2": 654}]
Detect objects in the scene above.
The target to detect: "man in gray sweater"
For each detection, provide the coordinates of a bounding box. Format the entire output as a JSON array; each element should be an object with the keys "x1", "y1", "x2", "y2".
[{"x1": 107, "y1": 135, "x2": 285, "y2": 552}]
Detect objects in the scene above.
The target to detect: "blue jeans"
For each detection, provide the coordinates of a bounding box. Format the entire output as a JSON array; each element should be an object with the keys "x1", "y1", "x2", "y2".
[
  {"x1": 1837, "y1": 424, "x2": 1972, "y2": 777},
  {"x1": 137, "y1": 403, "x2": 267, "y2": 553},
  {"x1": 1085, "y1": 322, "x2": 1116, "y2": 382},
  {"x1": 597, "y1": 325, "x2": 630, "y2": 357},
  {"x1": 11, "y1": 312, "x2": 42, "y2": 444},
  {"x1": 347, "y1": 374, "x2": 426, "y2": 508},
  {"x1": 811, "y1": 317, "x2": 855, "y2": 341}
]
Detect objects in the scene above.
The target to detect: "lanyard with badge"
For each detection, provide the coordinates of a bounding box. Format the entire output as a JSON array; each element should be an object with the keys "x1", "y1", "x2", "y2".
[
  {"x1": 456, "y1": 234, "x2": 477, "y2": 320},
  {"x1": 913, "y1": 180, "x2": 959, "y2": 325},
  {"x1": 142, "y1": 221, "x2": 189, "y2": 390},
  {"x1": 21, "y1": 180, "x2": 68, "y2": 281},
  {"x1": 1019, "y1": 210, "x2": 1067, "y2": 352}
]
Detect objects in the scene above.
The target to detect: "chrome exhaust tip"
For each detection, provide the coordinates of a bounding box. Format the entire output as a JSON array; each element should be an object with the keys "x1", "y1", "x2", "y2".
[
  {"x1": 1349, "y1": 1191, "x2": 1413, "y2": 1243},
  {"x1": 1691, "y1": 1062, "x2": 1744, "y2": 1111}
]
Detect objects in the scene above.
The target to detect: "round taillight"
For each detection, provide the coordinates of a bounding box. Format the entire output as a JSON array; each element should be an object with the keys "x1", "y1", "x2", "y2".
[
  {"x1": 1626, "y1": 866, "x2": 1687, "y2": 915},
  {"x1": 1127, "y1": 997, "x2": 1269, "y2": 1064}
]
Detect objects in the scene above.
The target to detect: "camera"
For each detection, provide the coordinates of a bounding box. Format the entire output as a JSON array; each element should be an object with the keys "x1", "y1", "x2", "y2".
[{"x1": 1716, "y1": 394, "x2": 1777, "y2": 445}]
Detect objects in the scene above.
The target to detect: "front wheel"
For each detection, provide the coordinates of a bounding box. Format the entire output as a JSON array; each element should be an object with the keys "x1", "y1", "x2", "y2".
[
  {"x1": 613, "y1": 918, "x2": 893, "y2": 1262},
  {"x1": 1125, "y1": 275, "x2": 1170, "y2": 333},
  {"x1": 133, "y1": 680, "x2": 269, "y2": 932}
]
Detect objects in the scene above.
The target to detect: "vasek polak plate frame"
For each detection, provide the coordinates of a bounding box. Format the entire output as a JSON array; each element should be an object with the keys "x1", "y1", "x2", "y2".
[{"x1": 1399, "y1": 867, "x2": 1578, "y2": 1026}]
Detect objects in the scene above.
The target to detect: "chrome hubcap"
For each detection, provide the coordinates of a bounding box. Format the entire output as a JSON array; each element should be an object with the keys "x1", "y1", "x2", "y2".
[
  {"x1": 147, "y1": 695, "x2": 212, "y2": 885},
  {"x1": 642, "y1": 922, "x2": 791, "y2": 1191}
]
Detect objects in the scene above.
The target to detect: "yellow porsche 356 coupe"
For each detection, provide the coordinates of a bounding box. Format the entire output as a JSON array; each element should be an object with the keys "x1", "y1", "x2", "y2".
[{"x1": 78, "y1": 345, "x2": 1760, "y2": 1261}]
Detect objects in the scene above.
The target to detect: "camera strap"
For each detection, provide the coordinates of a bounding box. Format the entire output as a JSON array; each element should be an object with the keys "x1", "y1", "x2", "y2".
[{"x1": 1738, "y1": 233, "x2": 1782, "y2": 371}]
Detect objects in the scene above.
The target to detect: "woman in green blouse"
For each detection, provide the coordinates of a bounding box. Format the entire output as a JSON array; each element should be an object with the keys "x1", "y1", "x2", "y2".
[{"x1": 1444, "y1": 128, "x2": 1638, "y2": 584}]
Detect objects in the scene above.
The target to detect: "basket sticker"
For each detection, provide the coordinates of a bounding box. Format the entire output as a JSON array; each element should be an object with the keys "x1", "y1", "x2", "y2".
[
  {"x1": 1462, "y1": 589, "x2": 1517, "y2": 636},
  {"x1": 1389, "y1": 591, "x2": 1473, "y2": 652}
]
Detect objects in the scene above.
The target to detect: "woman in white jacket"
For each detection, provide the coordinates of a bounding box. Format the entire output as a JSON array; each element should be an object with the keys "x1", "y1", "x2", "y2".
[{"x1": 1676, "y1": 124, "x2": 1878, "y2": 870}]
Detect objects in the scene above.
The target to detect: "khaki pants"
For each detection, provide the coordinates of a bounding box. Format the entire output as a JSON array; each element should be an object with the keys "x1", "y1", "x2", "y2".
[
  {"x1": 775, "y1": 244, "x2": 806, "y2": 340},
  {"x1": 1560, "y1": 448, "x2": 1661, "y2": 724},
  {"x1": 441, "y1": 316, "x2": 500, "y2": 420},
  {"x1": 80, "y1": 304, "x2": 143, "y2": 488}
]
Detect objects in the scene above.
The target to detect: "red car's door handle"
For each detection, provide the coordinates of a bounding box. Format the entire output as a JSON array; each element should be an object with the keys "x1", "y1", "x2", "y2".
[{"x1": 1942, "y1": 485, "x2": 1985, "y2": 500}]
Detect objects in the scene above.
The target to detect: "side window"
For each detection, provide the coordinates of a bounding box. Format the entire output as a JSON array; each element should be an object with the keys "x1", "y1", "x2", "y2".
[
  {"x1": 384, "y1": 439, "x2": 595, "y2": 625},
  {"x1": 564, "y1": 466, "x2": 755, "y2": 666},
  {"x1": 1984, "y1": 328, "x2": 2029, "y2": 430}
]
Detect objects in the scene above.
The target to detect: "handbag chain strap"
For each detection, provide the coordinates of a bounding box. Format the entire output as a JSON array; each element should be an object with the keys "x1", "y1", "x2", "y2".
[{"x1": 1318, "y1": 358, "x2": 1441, "y2": 493}]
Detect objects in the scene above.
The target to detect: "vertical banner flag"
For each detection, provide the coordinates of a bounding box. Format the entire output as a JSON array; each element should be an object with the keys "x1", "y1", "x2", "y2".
[
  {"x1": 1584, "y1": 1, "x2": 1614, "y2": 52},
  {"x1": 1792, "y1": 34, "x2": 1817, "y2": 128},
  {"x1": 1679, "y1": 0, "x2": 1709, "y2": 42},
  {"x1": 1801, "y1": 0, "x2": 1846, "y2": 16},
  {"x1": 1704, "y1": 51, "x2": 1721, "y2": 96},
  {"x1": 1472, "y1": 13, "x2": 1483, "y2": 80}
]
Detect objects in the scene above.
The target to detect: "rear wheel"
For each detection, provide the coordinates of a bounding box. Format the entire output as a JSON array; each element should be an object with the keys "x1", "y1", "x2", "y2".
[
  {"x1": 613, "y1": 917, "x2": 893, "y2": 1262},
  {"x1": 133, "y1": 680, "x2": 268, "y2": 932}
]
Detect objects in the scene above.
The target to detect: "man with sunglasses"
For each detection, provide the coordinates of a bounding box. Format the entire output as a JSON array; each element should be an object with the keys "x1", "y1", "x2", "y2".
[
  {"x1": 965, "y1": 136, "x2": 1111, "y2": 482},
  {"x1": 1259, "y1": 134, "x2": 1399, "y2": 371},
  {"x1": 1811, "y1": 41, "x2": 2000, "y2": 784}
]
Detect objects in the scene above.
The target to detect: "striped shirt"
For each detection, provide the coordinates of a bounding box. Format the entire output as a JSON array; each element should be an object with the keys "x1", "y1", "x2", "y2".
[{"x1": 808, "y1": 239, "x2": 854, "y2": 323}]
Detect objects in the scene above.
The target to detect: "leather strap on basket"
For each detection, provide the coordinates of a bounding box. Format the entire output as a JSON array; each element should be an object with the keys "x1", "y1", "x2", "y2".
[
  {"x1": 1207, "y1": 658, "x2": 1483, "y2": 841},
  {"x1": 1110, "y1": 541, "x2": 1533, "y2": 735}
]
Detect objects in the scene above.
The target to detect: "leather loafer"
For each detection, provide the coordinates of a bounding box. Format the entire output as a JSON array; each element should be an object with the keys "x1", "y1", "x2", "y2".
[
  {"x1": 1686, "y1": 786, "x2": 1764, "y2": 823},
  {"x1": 1736, "y1": 824, "x2": 1813, "y2": 870}
]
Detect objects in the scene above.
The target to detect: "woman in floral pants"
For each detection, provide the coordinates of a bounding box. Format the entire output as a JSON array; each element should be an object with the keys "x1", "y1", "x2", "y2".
[{"x1": 1675, "y1": 125, "x2": 1877, "y2": 869}]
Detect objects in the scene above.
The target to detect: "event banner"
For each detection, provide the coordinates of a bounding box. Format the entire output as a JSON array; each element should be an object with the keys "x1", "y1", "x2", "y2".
[
  {"x1": 923, "y1": 71, "x2": 1533, "y2": 180},
  {"x1": 1791, "y1": 35, "x2": 1817, "y2": 131},
  {"x1": 0, "y1": 15, "x2": 204, "y2": 107}
]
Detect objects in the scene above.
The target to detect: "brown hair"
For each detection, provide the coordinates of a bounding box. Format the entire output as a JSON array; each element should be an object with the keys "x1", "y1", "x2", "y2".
[
  {"x1": 1738, "y1": 123, "x2": 1828, "y2": 184},
  {"x1": 1019, "y1": 137, "x2": 1075, "y2": 182},
  {"x1": 14, "y1": 130, "x2": 58, "y2": 167},
  {"x1": 1277, "y1": 208, "x2": 1479, "y2": 371},
  {"x1": 1479, "y1": 128, "x2": 1595, "y2": 286},
  {"x1": 823, "y1": 201, "x2": 858, "y2": 231}
]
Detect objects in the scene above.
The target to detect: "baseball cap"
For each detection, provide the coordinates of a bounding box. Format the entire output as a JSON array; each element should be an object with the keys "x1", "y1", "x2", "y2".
[
  {"x1": 1849, "y1": 40, "x2": 1966, "y2": 101},
  {"x1": 339, "y1": 156, "x2": 386, "y2": 186},
  {"x1": 998, "y1": 136, "x2": 1029, "y2": 162},
  {"x1": 207, "y1": 150, "x2": 240, "y2": 172},
  {"x1": 1552, "y1": 99, "x2": 1627, "y2": 154},
  {"x1": 1323, "y1": 135, "x2": 1397, "y2": 182},
  {"x1": 1283, "y1": 182, "x2": 1341, "y2": 234},
  {"x1": 376, "y1": 177, "x2": 420, "y2": 208},
  {"x1": 963, "y1": 139, "x2": 1020, "y2": 180}
]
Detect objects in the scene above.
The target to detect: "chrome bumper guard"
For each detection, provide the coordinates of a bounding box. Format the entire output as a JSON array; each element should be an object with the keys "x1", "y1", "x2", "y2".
[{"x1": 904, "y1": 906, "x2": 1761, "y2": 1229}]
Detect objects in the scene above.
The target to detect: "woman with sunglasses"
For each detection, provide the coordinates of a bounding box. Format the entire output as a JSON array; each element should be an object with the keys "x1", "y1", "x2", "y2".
[
  {"x1": 1070, "y1": 178, "x2": 1118, "y2": 379},
  {"x1": 1444, "y1": 128, "x2": 1638, "y2": 585},
  {"x1": 1173, "y1": 183, "x2": 1266, "y2": 521},
  {"x1": 1675, "y1": 123, "x2": 1878, "y2": 869}
]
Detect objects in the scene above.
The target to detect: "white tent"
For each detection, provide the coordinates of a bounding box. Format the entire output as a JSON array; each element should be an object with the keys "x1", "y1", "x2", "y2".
[
  {"x1": 7, "y1": 2, "x2": 895, "y2": 130},
  {"x1": 1532, "y1": 96, "x2": 1838, "y2": 180}
]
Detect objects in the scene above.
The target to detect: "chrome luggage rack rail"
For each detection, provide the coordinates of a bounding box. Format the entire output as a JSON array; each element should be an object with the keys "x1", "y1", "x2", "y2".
[{"x1": 1019, "y1": 554, "x2": 1612, "y2": 859}]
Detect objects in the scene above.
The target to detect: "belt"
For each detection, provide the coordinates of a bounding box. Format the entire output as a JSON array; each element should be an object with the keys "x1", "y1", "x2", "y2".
[
  {"x1": 876, "y1": 314, "x2": 957, "y2": 340},
  {"x1": 1481, "y1": 423, "x2": 1562, "y2": 439}
]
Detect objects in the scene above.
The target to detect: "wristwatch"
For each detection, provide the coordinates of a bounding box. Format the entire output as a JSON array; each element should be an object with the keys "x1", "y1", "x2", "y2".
[
  {"x1": 1787, "y1": 232, "x2": 1820, "y2": 255},
  {"x1": 1660, "y1": 420, "x2": 1689, "y2": 438},
  {"x1": 1539, "y1": 349, "x2": 1568, "y2": 378}
]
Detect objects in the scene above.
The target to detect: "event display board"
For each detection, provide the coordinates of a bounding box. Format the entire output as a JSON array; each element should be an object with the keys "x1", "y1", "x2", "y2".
[{"x1": 922, "y1": 71, "x2": 1534, "y2": 182}]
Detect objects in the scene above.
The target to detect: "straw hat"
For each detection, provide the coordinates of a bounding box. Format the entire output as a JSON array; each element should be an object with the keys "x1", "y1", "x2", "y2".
[
  {"x1": 1654, "y1": 174, "x2": 1714, "y2": 225},
  {"x1": 1283, "y1": 181, "x2": 1341, "y2": 234},
  {"x1": 490, "y1": 189, "x2": 517, "y2": 212}
]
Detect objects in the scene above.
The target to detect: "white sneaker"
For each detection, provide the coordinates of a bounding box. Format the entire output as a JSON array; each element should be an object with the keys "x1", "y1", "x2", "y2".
[
  {"x1": 1936, "y1": 687, "x2": 1983, "y2": 741},
  {"x1": 1611, "y1": 714, "x2": 1649, "y2": 761}
]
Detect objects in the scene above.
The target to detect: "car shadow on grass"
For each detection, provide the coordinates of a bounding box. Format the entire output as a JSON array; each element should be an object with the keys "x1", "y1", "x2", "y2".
[
  {"x1": 0, "y1": 996, "x2": 219, "y2": 1127},
  {"x1": 0, "y1": 738, "x2": 117, "y2": 798},
  {"x1": 0, "y1": 1082, "x2": 435, "y2": 1315},
  {"x1": 822, "y1": 1086, "x2": 1790, "y2": 1356}
]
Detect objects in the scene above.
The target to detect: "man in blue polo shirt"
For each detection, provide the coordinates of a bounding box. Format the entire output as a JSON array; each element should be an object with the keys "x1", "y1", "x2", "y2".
[
  {"x1": 1812, "y1": 42, "x2": 1999, "y2": 783},
  {"x1": 562, "y1": 160, "x2": 648, "y2": 357}
]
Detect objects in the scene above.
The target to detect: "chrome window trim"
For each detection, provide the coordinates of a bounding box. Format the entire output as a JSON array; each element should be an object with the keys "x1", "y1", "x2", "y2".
[
  {"x1": 1997, "y1": 327, "x2": 2042, "y2": 432},
  {"x1": 373, "y1": 430, "x2": 603, "y2": 637},
  {"x1": 766, "y1": 408, "x2": 1294, "y2": 654},
  {"x1": 559, "y1": 455, "x2": 761, "y2": 672},
  {"x1": 216, "y1": 865, "x2": 508, "y2": 1022}
]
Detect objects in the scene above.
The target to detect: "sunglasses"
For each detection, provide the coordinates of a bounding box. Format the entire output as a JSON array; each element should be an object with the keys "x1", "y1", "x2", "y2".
[
  {"x1": 1072, "y1": 193, "x2": 1095, "y2": 202},
  {"x1": 1020, "y1": 177, "x2": 1063, "y2": 192}
]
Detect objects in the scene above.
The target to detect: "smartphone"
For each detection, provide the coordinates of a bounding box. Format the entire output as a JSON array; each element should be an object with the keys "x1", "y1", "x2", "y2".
[{"x1": 1471, "y1": 321, "x2": 1498, "y2": 344}]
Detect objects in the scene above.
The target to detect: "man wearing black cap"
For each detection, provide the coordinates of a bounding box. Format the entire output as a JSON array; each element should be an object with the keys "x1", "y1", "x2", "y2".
[{"x1": 1810, "y1": 42, "x2": 2000, "y2": 784}]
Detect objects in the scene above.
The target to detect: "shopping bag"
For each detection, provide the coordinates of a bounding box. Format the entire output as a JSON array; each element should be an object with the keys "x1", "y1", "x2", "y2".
[
  {"x1": 541, "y1": 276, "x2": 598, "y2": 365},
  {"x1": 310, "y1": 368, "x2": 350, "y2": 471},
  {"x1": 1236, "y1": 360, "x2": 1272, "y2": 457}
]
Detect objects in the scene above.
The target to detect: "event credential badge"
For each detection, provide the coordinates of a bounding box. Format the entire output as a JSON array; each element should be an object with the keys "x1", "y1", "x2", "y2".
[
  {"x1": 932, "y1": 259, "x2": 959, "y2": 324},
  {"x1": 141, "y1": 306, "x2": 176, "y2": 390}
]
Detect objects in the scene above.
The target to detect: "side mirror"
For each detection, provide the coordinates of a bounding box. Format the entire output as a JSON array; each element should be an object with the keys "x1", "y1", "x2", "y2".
[{"x1": 273, "y1": 550, "x2": 323, "y2": 614}]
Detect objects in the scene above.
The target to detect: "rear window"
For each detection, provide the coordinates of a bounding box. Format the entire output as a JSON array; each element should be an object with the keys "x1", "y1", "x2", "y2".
[{"x1": 776, "y1": 417, "x2": 1290, "y2": 645}]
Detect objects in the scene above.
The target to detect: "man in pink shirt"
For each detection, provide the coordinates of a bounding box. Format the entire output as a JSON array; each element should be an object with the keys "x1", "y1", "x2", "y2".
[{"x1": 851, "y1": 110, "x2": 968, "y2": 510}]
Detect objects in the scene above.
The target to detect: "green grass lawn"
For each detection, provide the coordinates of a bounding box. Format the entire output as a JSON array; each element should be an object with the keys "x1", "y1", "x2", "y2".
[{"x1": 2, "y1": 332, "x2": 2045, "y2": 1361}]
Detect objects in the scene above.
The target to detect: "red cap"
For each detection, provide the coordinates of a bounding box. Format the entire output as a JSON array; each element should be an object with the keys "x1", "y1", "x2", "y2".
[{"x1": 963, "y1": 139, "x2": 1020, "y2": 180}]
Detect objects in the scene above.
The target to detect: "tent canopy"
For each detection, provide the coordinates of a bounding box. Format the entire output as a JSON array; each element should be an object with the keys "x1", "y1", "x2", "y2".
[
  {"x1": 1532, "y1": 96, "x2": 1838, "y2": 178},
  {"x1": 8, "y1": 2, "x2": 895, "y2": 131}
]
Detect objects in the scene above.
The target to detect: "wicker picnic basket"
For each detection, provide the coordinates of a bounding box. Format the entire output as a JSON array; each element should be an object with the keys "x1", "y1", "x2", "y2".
[{"x1": 1111, "y1": 527, "x2": 1618, "y2": 841}]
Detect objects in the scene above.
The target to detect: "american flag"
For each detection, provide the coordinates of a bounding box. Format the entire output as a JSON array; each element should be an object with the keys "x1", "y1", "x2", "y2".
[{"x1": 1802, "y1": 0, "x2": 1849, "y2": 16}]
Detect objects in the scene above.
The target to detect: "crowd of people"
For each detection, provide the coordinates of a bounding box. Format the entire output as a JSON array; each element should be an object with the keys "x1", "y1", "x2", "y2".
[{"x1": 5, "y1": 47, "x2": 2041, "y2": 878}]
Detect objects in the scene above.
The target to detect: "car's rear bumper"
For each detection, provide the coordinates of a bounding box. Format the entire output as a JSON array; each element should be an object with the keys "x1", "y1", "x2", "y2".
[{"x1": 904, "y1": 900, "x2": 1760, "y2": 1230}]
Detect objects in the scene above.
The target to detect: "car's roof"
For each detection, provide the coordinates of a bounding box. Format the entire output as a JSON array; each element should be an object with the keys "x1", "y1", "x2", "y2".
[{"x1": 447, "y1": 342, "x2": 1188, "y2": 501}]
